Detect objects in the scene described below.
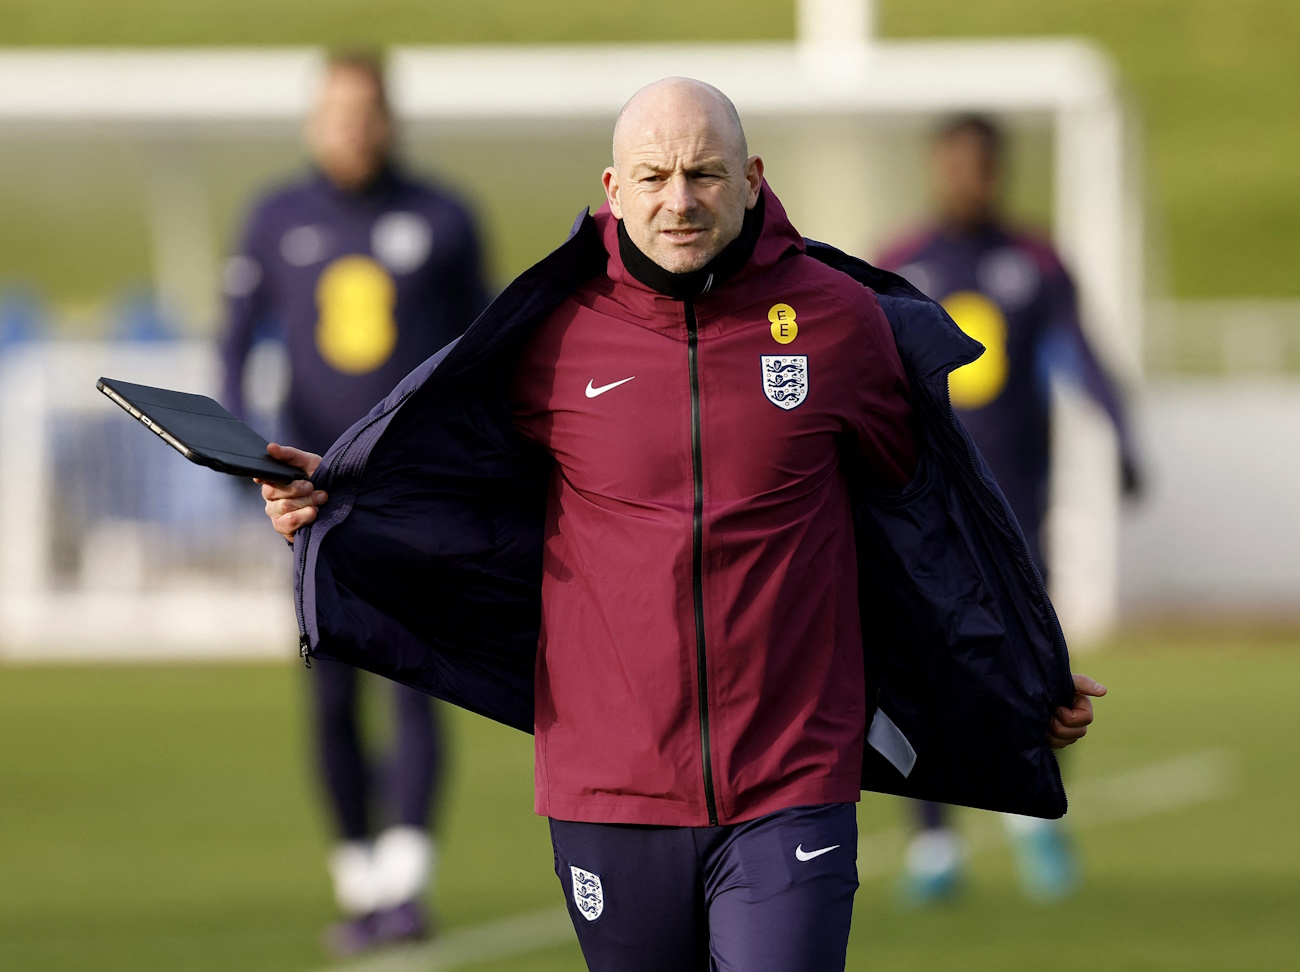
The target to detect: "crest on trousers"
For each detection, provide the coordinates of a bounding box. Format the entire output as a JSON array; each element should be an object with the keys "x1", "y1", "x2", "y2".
[
  {"x1": 570, "y1": 865, "x2": 604, "y2": 921},
  {"x1": 761, "y1": 355, "x2": 809, "y2": 410}
]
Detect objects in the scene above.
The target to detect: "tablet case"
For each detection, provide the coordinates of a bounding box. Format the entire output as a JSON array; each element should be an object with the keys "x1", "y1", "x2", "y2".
[{"x1": 97, "y1": 377, "x2": 307, "y2": 484}]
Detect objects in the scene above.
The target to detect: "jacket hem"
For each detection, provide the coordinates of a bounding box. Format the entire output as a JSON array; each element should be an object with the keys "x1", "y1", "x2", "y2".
[{"x1": 538, "y1": 774, "x2": 863, "y2": 827}]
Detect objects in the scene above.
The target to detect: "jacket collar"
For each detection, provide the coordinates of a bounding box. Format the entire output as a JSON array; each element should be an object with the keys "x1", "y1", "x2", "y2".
[
  {"x1": 616, "y1": 193, "x2": 764, "y2": 300},
  {"x1": 596, "y1": 181, "x2": 807, "y2": 301},
  {"x1": 800, "y1": 239, "x2": 985, "y2": 381}
]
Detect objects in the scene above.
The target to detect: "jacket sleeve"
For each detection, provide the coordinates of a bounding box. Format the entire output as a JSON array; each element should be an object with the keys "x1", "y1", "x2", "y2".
[
  {"x1": 306, "y1": 373, "x2": 549, "y2": 733},
  {"x1": 1038, "y1": 259, "x2": 1137, "y2": 467},
  {"x1": 853, "y1": 294, "x2": 1075, "y2": 819},
  {"x1": 295, "y1": 212, "x2": 607, "y2": 733},
  {"x1": 850, "y1": 296, "x2": 921, "y2": 490}
]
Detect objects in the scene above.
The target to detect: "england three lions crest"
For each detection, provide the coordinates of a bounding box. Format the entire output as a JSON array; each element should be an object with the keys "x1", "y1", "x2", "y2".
[
  {"x1": 761, "y1": 355, "x2": 808, "y2": 410},
  {"x1": 570, "y1": 865, "x2": 604, "y2": 921}
]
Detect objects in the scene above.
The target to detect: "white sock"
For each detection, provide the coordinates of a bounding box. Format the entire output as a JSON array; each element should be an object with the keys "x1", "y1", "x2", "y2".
[
  {"x1": 904, "y1": 827, "x2": 964, "y2": 877},
  {"x1": 371, "y1": 826, "x2": 435, "y2": 910},
  {"x1": 1001, "y1": 812, "x2": 1054, "y2": 838},
  {"x1": 328, "y1": 841, "x2": 379, "y2": 917}
]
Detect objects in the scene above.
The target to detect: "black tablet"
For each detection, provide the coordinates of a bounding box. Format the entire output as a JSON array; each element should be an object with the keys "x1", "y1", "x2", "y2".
[{"x1": 97, "y1": 377, "x2": 307, "y2": 484}]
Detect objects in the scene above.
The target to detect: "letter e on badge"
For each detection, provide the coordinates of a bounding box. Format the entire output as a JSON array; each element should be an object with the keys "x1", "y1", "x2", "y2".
[
  {"x1": 769, "y1": 303, "x2": 798, "y2": 344},
  {"x1": 570, "y1": 865, "x2": 604, "y2": 921}
]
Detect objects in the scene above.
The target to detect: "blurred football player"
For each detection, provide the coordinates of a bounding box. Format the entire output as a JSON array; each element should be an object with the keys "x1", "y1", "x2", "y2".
[
  {"x1": 219, "y1": 50, "x2": 489, "y2": 953},
  {"x1": 878, "y1": 114, "x2": 1140, "y2": 904}
]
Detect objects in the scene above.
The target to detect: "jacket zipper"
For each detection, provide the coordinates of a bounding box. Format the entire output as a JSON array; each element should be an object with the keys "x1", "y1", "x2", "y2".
[
  {"x1": 293, "y1": 384, "x2": 421, "y2": 668},
  {"x1": 296, "y1": 528, "x2": 312, "y2": 668},
  {"x1": 685, "y1": 297, "x2": 719, "y2": 827}
]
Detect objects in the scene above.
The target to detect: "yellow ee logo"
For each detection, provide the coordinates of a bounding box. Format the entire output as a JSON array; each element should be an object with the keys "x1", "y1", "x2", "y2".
[
  {"x1": 941, "y1": 291, "x2": 1009, "y2": 410},
  {"x1": 769, "y1": 303, "x2": 798, "y2": 344},
  {"x1": 315, "y1": 256, "x2": 398, "y2": 375}
]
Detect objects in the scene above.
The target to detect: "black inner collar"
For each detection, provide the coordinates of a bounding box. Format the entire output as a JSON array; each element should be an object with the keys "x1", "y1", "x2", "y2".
[{"x1": 616, "y1": 193, "x2": 765, "y2": 301}]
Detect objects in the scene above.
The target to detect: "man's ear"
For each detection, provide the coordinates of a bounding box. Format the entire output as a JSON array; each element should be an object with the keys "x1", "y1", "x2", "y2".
[
  {"x1": 602, "y1": 167, "x2": 623, "y2": 219},
  {"x1": 744, "y1": 156, "x2": 764, "y2": 209}
]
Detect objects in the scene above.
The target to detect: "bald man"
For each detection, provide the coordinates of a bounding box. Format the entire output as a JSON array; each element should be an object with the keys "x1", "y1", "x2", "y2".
[{"x1": 259, "y1": 78, "x2": 1104, "y2": 971}]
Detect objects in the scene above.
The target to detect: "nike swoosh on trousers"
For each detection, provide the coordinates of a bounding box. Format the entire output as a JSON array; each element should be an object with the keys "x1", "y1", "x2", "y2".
[{"x1": 795, "y1": 843, "x2": 840, "y2": 862}]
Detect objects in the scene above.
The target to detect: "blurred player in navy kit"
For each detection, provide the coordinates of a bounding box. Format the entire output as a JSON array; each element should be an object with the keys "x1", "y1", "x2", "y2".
[
  {"x1": 878, "y1": 115, "x2": 1140, "y2": 904},
  {"x1": 220, "y1": 51, "x2": 489, "y2": 953}
]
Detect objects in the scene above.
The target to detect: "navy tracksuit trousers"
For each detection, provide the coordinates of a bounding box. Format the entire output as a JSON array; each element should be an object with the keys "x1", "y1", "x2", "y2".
[
  {"x1": 550, "y1": 803, "x2": 858, "y2": 972},
  {"x1": 311, "y1": 657, "x2": 443, "y2": 840}
]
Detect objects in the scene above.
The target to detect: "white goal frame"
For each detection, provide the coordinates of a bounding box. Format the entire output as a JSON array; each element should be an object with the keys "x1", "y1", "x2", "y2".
[{"x1": 0, "y1": 1, "x2": 1139, "y2": 657}]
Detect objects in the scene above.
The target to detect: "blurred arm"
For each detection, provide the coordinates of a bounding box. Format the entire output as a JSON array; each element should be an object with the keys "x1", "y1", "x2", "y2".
[
  {"x1": 218, "y1": 204, "x2": 275, "y2": 422},
  {"x1": 445, "y1": 205, "x2": 492, "y2": 333},
  {"x1": 1041, "y1": 262, "x2": 1142, "y2": 493}
]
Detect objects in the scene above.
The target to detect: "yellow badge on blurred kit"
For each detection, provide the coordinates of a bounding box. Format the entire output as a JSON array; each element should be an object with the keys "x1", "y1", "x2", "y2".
[
  {"x1": 769, "y1": 303, "x2": 798, "y2": 344},
  {"x1": 315, "y1": 255, "x2": 398, "y2": 374},
  {"x1": 941, "y1": 290, "x2": 1009, "y2": 410}
]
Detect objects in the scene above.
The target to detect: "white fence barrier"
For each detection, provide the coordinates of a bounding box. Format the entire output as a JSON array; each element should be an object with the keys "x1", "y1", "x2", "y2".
[
  {"x1": 0, "y1": 340, "x2": 297, "y2": 661},
  {"x1": 1119, "y1": 379, "x2": 1300, "y2": 618}
]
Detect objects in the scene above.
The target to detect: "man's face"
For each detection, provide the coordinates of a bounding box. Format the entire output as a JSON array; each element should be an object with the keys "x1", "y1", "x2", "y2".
[
  {"x1": 603, "y1": 94, "x2": 762, "y2": 274},
  {"x1": 307, "y1": 67, "x2": 392, "y2": 191},
  {"x1": 933, "y1": 130, "x2": 1001, "y2": 230}
]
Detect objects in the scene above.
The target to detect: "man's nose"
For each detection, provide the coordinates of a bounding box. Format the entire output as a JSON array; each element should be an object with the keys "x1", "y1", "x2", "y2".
[{"x1": 664, "y1": 174, "x2": 697, "y2": 216}]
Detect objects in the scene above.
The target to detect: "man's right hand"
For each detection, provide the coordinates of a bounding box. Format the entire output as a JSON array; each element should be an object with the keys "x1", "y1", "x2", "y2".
[{"x1": 256, "y1": 443, "x2": 325, "y2": 543}]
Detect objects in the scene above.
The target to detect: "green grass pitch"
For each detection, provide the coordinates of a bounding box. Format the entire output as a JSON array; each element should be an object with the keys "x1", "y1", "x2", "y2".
[{"x1": 1, "y1": 635, "x2": 1297, "y2": 971}]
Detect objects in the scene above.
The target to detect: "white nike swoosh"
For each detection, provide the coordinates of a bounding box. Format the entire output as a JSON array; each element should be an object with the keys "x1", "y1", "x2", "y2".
[
  {"x1": 585, "y1": 376, "x2": 636, "y2": 398},
  {"x1": 795, "y1": 843, "x2": 840, "y2": 862}
]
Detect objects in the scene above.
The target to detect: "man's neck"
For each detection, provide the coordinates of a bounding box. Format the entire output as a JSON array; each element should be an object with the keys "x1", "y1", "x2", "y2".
[
  {"x1": 617, "y1": 194, "x2": 765, "y2": 300},
  {"x1": 940, "y1": 209, "x2": 999, "y2": 239},
  {"x1": 319, "y1": 162, "x2": 394, "y2": 198}
]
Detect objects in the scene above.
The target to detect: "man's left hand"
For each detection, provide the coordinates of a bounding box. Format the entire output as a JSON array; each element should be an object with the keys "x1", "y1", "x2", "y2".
[{"x1": 1047, "y1": 673, "x2": 1107, "y2": 749}]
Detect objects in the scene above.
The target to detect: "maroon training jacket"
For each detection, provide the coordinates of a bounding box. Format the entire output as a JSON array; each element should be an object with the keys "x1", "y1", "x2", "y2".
[{"x1": 509, "y1": 185, "x2": 918, "y2": 826}]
